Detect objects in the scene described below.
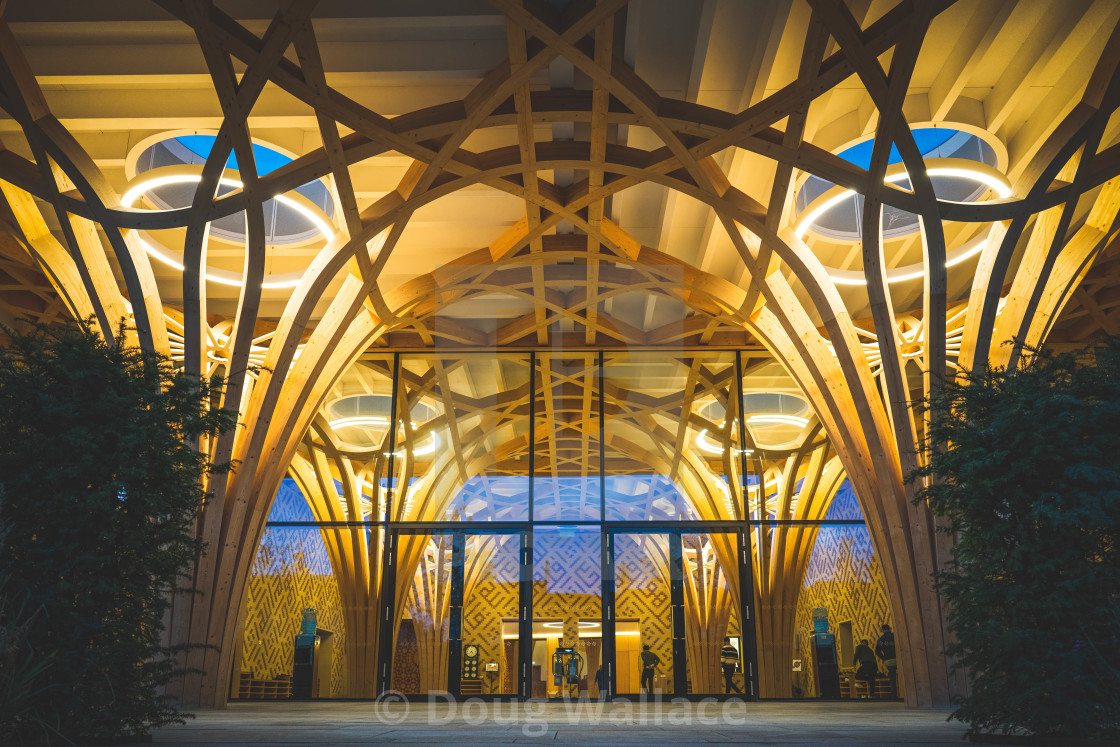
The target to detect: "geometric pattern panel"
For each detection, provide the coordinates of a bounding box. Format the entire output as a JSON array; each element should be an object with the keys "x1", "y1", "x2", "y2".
[
  {"x1": 793, "y1": 524, "x2": 894, "y2": 698},
  {"x1": 391, "y1": 619, "x2": 421, "y2": 694},
  {"x1": 402, "y1": 531, "x2": 610, "y2": 693},
  {"x1": 239, "y1": 525, "x2": 347, "y2": 696},
  {"x1": 266, "y1": 477, "x2": 318, "y2": 522},
  {"x1": 533, "y1": 529, "x2": 602, "y2": 595},
  {"x1": 463, "y1": 536, "x2": 520, "y2": 690},
  {"x1": 614, "y1": 534, "x2": 673, "y2": 682},
  {"x1": 823, "y1": 480, "x2": 865, "y2": 521}
]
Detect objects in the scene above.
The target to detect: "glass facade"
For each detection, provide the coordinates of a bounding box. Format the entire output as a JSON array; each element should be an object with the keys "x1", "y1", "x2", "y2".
[{"x1": 235, "y1": 351, "x2": 897, "y2": 701}]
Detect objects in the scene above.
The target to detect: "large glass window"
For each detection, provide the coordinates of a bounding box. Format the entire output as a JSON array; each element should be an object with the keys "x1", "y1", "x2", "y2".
[
  {"x1": 613, "y1": 533, "x2": 675, "y2": 695},
  {"x1": 235, "y1": 479, "x2": 378, "y2": 700},
  {"x1": 683, "y1": 532, "x2": 745, "y2": 696},
  {"x1": 392, "y1": 354, "x2": 532, "y2": 522},
  {"x1": 533, "y1": 354, "x2": 602, "y2": 521},
  {"x1": 750, "y1": 482, "x2": 896, "y2": 699},
  {"x1": 603, "y1": 352, "x2": 743, "y2": 521},
  {"x1": 237, "y1": 350, "x2": 901, "y2": 703},
  {"x1": 461, "y1": 533, "x2": 522, "y2": 695},
  {"x1": 391, "y1": 532, "x2": 453, "y2": 695}
]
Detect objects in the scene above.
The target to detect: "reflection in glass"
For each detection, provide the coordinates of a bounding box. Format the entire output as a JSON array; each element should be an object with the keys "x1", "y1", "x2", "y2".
[
  {"x1": 682, "y1": 533, "x2": 743, "y2": 695},
  {"x1": 392, "y1": 534, "x2": 453, "y2": 694},
  {"x1": 318, "y1": 354, "x2": 396, "y2": 522},
  {"x1": 604, "y1": 352, "x2": 742, "y2": 521},
  {"x1": 243, "y1": 349, "x2": 905, "y2": 702},
  {"x1": 393, "y1": 355, "x2": 532, "y2": 522},
  {"x1": 533, "y1": 354, "x2": 602, "y2": 520}
]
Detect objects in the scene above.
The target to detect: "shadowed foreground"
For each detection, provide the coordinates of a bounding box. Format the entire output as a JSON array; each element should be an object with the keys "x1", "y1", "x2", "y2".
[{"x1": 148, "y1": 700, "x2": 968, "y2": 745}]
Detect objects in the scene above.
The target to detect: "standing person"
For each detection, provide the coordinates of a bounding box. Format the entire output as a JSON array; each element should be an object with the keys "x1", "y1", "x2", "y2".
[
  {"x1": 852, "y1": 638, "x2": 878, "y2": 697},
  {"x1": 875, "y1": 624, "x2": 897, "y2": 698},
  {"x1": 639, "y1": 644, "x2": 661, "y2": 696},
  {"x1": 720, "y1": 637, "x2": 743, "y2": 694}
]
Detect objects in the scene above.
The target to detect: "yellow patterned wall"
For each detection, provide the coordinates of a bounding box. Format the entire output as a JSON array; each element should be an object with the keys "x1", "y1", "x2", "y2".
[
  {"x1": 463, "y1": 536, "x2": 521, "y2": 690},
  {"x1": 392, "y1": 532, "x2": 688, "y2": 694},
  {"x1": 238, "y1": 526, "x2": 348, "y2": 697},
  {"x1": 792, "y1": 523, "x2": 894, "y2": 697}
]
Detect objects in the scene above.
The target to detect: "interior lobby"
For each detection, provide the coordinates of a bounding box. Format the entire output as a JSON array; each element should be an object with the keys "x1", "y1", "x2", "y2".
[{"x1": 1, "y1": 0, "x2": 1118, "y2": 713}]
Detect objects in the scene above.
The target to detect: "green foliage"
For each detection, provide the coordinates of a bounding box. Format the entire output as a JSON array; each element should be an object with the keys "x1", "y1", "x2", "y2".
[
  {"x1": 0, "y1": 319, "x2": 234, "y2": 743},
  {"x1": 912, "y1": 338, "x2": 1120, "y2": 739},
  {"x1": 0, "y1": 571, "x2": 63, "y2": 743}
]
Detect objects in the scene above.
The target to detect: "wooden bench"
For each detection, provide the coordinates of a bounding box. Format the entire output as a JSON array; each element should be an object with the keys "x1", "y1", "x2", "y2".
[{"x1": 237, "y1": 673, "x2": 292, "y2": 699}]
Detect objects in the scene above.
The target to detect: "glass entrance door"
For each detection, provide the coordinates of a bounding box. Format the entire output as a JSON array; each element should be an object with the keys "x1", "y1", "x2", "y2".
[
  {"x1": 609, "y1": 529, "x2": 751, "y2": 697},
  {"x1": 531, "y1": 526, "x2": 603, "y2": 698},
  {"x1": 458, "y1": 532, "x2": 522, "y2": 696},
  {"x1": 681, "y1": 531, "x2": 749, "y2": 696},
  {"x1": 385, "y1": 526, "x2": 753, "y2": 699},
  {"x1": 612, "y1": 532, "x2": 680, "y2": 696},
  {"x1": 389, "y1": 529, "x2": 526, "y2": 697}
]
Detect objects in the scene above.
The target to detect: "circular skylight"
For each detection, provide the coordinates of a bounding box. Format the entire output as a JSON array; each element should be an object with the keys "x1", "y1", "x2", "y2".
[
  {"x1": 133, "y1": 134, "x2": 334, "y2": 245},
  {"x1": 795, "y1": 127, "x2": 1003, "y2": 242},
  {"x1": 743, "y1": 391, "x2": 812, "y2": 448},
  {"x1": 326, "y1": 395, "x2": 438, "y2": 450}
]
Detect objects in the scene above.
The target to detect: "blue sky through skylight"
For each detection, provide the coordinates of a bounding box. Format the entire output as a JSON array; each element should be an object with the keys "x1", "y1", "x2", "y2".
[
  {"x1": 837, "y1": 128, "x2": 958, "y2": 169},
  {"x1": 176, "y1": 134, "x2": 292, "y2": 176}
]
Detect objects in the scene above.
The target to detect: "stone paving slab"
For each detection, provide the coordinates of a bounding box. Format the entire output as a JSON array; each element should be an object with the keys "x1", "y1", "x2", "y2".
[{"x1": 145, "y1": 701, "x2": 969, "y2": 745}]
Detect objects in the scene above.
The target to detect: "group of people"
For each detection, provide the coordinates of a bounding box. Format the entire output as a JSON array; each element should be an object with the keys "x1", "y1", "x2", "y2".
[
  {"x1": 851, "y1": 624, "x2": 897, "y2": 697},
  {"x1": 634, "y1": 638, "x2": 744, "y2": 695},
  {"x1": 635, "y1": 625, "x2": 897, "y2": 698}
]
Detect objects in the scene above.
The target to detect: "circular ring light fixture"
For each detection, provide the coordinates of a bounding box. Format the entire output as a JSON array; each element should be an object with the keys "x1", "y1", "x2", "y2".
[
  {"x1": 694, "y1": 427, "x2": 755, "y2": 456},
  {"x1": 742, "y1": 392, "x2": 813, "y2": 449},
  {"x1": 121, "y1": 170, "x2": 335, "y2": 289},
  {"x1": 793, "y1": 127, "x2": 1010, "y2": 287},
  {"x1": 326, "y1": 395, "x2": 442, "y2": 456},
  {"x1": 122, "y1": 133, "x2": 337, "y2": 290},
  {"x1": 795, "y1": 161, "x2": 1012, "y2": 240}
]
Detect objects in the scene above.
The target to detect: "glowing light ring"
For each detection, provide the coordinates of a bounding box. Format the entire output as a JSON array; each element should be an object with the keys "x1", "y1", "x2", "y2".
[
  {"x1": 329, "y1": 415, "x2": 390, "y2": 429},
  {"x1": 695, "y1": 428, "x2": 724, "y2": 454},
  {"x1": 410, "y1": 431, "x2": 441, "y2": 456},
  {"x1": 793, "y1": 160, "x2": 1011, "y2": 287},
  {"x1": 120, "y1": 171, "x2": 335, "y2": 289},
  {"x1": 329, "y1": 414, "x2": 440, "y2": 456},
  {"x1": 748, "y1": 414, "x2": 810, "y2": 427}
]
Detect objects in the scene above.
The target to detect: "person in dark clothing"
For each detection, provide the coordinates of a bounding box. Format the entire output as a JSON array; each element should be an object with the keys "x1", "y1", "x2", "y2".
[
  {"x1": 720, "y1": 637, "x2": 743, "y2": 693},
  {"x1": 639, "y1": 644, "x2": 661, "y2": 696},
  {"x1": 853, "y1": 638, "x2": 878, "y2": 697},
  {"x1": 875, "y1": 624, "x2": 897, "y2": 698}
]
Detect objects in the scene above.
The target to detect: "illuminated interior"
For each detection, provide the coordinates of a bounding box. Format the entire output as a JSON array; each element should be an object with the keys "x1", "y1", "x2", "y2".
[{"x1": 1, "y1": 0, "x2": 1116, "y2": 710}]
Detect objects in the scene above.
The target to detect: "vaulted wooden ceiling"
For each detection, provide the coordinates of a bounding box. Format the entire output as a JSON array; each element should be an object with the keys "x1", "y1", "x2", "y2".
[
  {"x1": 4, "y1": 0, "x2": 1120, "y2": 710},
  {"x1": 2, "y1": 0, "x2": 1118, "y2": 349},
  {"x1": 2, "y1": 0, "x2": 1118, "y2": 508}
]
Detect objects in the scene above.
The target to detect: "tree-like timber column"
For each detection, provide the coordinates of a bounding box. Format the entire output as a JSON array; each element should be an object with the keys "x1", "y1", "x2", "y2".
[{"x1": 1, "y1": 0, "x2": 1119, "y2": 712}]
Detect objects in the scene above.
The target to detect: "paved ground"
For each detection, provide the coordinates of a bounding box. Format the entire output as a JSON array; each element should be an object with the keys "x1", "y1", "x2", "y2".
[{"x1": 148, "y1": 700, "x2": 970, "y2": 745}]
